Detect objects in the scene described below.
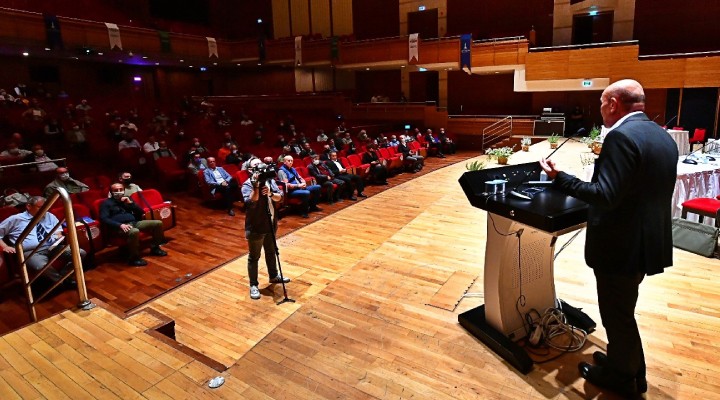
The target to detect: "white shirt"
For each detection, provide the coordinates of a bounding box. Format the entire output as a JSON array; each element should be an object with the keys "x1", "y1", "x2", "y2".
[
  {"x1": 212, "y1": 169, "x2": 226, "y2": 184},
  {"x1": 606, "y1": 111, "x2": 643, "y2": 132},
  {"x1": 331, "y1": 160, "x2": 344, "y2": 171},
  {"x1": 143, "y1": 141, "x2": 159, "y2": 154}
]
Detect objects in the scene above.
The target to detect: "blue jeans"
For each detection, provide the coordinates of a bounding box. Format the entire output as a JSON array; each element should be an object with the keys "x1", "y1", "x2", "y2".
[
  {"x1": 246, "y1": 231, "x2": 278, "y2": 287},
  {"x1": 288, "y1": 184, "x2": 321, "y2": 212}
]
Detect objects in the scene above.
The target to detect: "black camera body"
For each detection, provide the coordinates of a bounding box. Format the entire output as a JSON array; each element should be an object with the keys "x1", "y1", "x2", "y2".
[{"x1": 251, "y1": 162, "x2": 277, "y2": 182}]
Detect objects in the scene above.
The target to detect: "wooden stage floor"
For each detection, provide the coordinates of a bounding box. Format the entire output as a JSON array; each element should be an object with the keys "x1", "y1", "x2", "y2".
[{"x1": 1, "y1": 142, "x2": 719, "y2": 399}]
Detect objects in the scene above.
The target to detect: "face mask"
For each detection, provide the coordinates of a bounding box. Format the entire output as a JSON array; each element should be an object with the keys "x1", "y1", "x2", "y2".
[
  {"x1": 59, "y1": 173, "x2": 70, "y2": 181},
  {"x1": 35, "y1": 150, "x2": 44, "y2": 156},
  {"x1": 122, "y1": 178, "x2": 132, "y2": 185},
  {"x1": 112, "y1": 191, "x2": 124, "y2": 199},
  {"x1": 313, "y1": 159, "x2": 320, "y2": 165},
  {"x1": 8, "y1": 149, "x2": 19, "y2": 155},
  {"x1": 194, "y1": 142, "x2": 200, "y2": 147}
]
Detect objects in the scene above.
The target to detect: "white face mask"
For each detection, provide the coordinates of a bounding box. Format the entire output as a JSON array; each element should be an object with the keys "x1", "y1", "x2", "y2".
[
  {"x1": 59, "y1": 173, "x2": 70, "y2": 181},
  {"x1": 313, "y1": 159, "x2": 320, "y2": 165},
  {"x1": 112, "y1": 191, "x2": 124, "y2": 199}
]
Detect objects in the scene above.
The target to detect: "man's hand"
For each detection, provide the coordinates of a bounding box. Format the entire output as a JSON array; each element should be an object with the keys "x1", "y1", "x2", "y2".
[
  {"x1": 121, "y1": 196, "x2": 132, "y2": 204},
  {"x1": 120, "y1": 223, "x2": 133, "y2": 233},
  {"x1": 220, "y1": 181, "x2": 228, "y2": 187},
  {"x1": 539, "y1": 157, "x2": 560, "y2": 180},
  {"x1": 261, "y1": 186, "x2": 270, "y2": 196},
  {"x1": 2, "y1": 245, "x2": 16, "y2": 254}
]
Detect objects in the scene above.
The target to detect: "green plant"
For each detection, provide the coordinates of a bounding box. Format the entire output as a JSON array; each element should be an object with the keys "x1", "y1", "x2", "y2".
[
  {"x1": 520, "y1": 137, "x2": 532, "y2": 146},
  {"x1": 547, "y1": 133, "x2": 560, "y2": 144},
  {"x1": 465, "y1": 160, "x2": 486, "y2": 171},
  {"x1": 589, "y1": 125, "x2": 601, "y2": 141},
  {"x1": 485, "y1": 145, "x2": 516, "y2": 159}
]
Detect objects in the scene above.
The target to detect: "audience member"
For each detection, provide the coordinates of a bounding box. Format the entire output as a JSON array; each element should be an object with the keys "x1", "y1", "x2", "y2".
[
  {"x1": 299, "y1": 142, "x2": 316, "y2": 159},
  {"x1": 438, "y1": 128, "x2": 456, "y2": 154},
  {"x1": 397, "y1": 137, "x2": 424, "y2": 172},
  {"x1": 114, "y1": 172, "x2": 142, "y2": 197},
  {"x1": 0, "y1": 196, "x2": 86, "y2": 286},
  {"x1": 100, "y1": 183, "x2": 167, "y2": 266},
  {"x1": 217, "y1": 142, "x2": 233, "y2": 162},
  {"x1": 43, "y1": 167, "x2": 89, "y2": 198},
  {"x1": 118, "y1": 131, "x2": 142, "y2": 151},
  {"x1": 362, "y1": 144, "x2": 389, "y2": 185},
  {"x1": 25, "y1": 145, "x2": 58, "y2": 172},
  {"x1": 203, "y1": 157, "x2": 238, "y2": 216},
  {"x1": 277, "y1": 156, "x2": 322, "y2": 218},
  {"x1": 316, "y1": 130, "x2": 329, "y2": 142},
  {"x1": 153, "y1": 141, "x2": 176, "y2": 160},
  {"x1": 187, "y1": 152, "x2": 208, "y2": 175},
  {"x1": 307, "y1": 154, "x2": 345, "y2": 204},
  {"x1": 143, "y1": 135, "x2": 160, "y2": 154},
  {"x1": 425, "y1": 129, "x2": 445, "y2": 158},
  {"x1": 0, "y1": 142, "x2": 31, "y2": 157},
  {"x1": 225, "y1": 144, "x2": 242, "y2": 165},
  {"x1": 325, "y1": 151, "x2": 365, "y2": 200}
]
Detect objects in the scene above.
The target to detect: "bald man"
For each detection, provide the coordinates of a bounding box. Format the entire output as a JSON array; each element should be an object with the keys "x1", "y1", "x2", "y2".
[
  {"x1": 540, "y1": 79, "x2": 678, "y2": 396},
  {"x1": 43, "y1": 167, "x2": 89, "y2": 198}
]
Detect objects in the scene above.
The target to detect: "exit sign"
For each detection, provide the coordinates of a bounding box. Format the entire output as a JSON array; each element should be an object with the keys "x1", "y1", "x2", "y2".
[
  {"x1": 582, "y1": 80, "x2": 593, "y2": 87},
  {"x1": 419, "y1": 5, "x2": 426, "y2": 11}
]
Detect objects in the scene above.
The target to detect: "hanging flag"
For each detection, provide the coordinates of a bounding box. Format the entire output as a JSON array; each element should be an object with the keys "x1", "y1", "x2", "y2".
[
  {"x1": 258, "y1": 36, "x2": 266, "y2": 62},
  {"x1": 460, "y1": 34, "x2": 472, "y2": 74},
  {"x1": 295, "y1": 36, "x2": 302, "y2": 66},
  {"x1": 43, "y1": 14, "x2": 63, "y2": 50},
  {"x1": 105, "y1": 23, "x2": 122, "y2": 50},
  {"x1": 330, "y1": 36, "x2": 339, "y2": 61},
  {"x1": 409, "y1": 33, "x2": 419, "y2": 62},
  {"x1": 207, "y1": 37, "x2": 218, "y2": 58},
  {"x1": 159, "y1": 31, "x2": 171, "y2": 53}
]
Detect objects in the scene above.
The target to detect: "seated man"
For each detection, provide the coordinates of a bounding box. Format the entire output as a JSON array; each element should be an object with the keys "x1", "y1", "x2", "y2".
[
  {"x1": 397, "y1": 137, "x2": 424, "y2": 172},
  {"x1": 25, "y1": 145, "x2": 58, "y2": 172},
  {"x1": 362, "y1": 144, "x2": 389, "y2": 185},
  {"x1": 0, "y1": 196, "x2": 86, "y2": 286},
  {"x1": 0, "y1": 142, "x2": 31, "y2": 158},
  {"x1": 203, "y1": 157, "x2": 239, "y2": 216},
  {"x1": 110, "y1": 172, "x2": 142, "y2": 197},
  {"x1": 424, "y1": 129, "x2": 445, "y2": 158},
  {"x1": 153, "y1": 141, "x2": 176, "y2": 160},
  {"x1": 438, "y1": 128, "x2": 456, "y2": 154},
  {"x1": 100, "y1": 183, "x2": 167, "y2": 266},
  {"x1": 307, "y1": 154, "x2": 345, "y2": 204},
  {"x1": 277, "y1": 156, "x2": 322, "y2": 218},
  {"x1": 325, "y1": 151, "x2": 365, "y2": 200},
  {"x1": 44, "y1": 167, "x2": 90, "y2": 198},
  {"x1": 187, "y1": 151, "x2": 208, "y2": 175}
]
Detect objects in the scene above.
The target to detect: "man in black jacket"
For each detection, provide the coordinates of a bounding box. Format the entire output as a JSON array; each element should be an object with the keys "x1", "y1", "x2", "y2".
[
  {"x1": 540, "y1": 79, "x2": 677, "y2": 396},
  {"x1": 100, "y1": 183, "x2": 167, "y2": 266},
  {"x1": 325, "y1": 151, "x2": 365, "y2": 200},
  {"x1": 307, "y1": 154, "x2": 345, "y2": 204}
]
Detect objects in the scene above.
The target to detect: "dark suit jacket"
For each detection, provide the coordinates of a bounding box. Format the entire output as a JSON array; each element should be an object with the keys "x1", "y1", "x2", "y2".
[
  {"x1": 553, "y1": 113, "x2": 678, "y2": 276},
  {"x1": 325, "y1": 159, "x2": 346, "y2": 175}
]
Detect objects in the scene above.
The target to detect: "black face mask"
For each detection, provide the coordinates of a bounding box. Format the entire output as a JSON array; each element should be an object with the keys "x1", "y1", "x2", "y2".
[{"x1": 123, "y1": 178, "x2": 132, "y2": 185}]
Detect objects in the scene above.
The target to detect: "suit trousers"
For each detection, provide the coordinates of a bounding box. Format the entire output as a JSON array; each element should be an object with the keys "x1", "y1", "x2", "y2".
[
  {"x1": 26, "y1": 245, "x2": 87, "y2": 282},
  {"x1": 246, "y1": 231, "x2": 278, "y2": 287},
  {"x1": 594, "y1": 269, "x2": 646, "y2": 379}
]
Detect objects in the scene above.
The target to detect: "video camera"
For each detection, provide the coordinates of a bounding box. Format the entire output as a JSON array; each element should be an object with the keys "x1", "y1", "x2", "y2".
[{"x1": 250, "y1": 162, "x2": 277, "y2": 183}]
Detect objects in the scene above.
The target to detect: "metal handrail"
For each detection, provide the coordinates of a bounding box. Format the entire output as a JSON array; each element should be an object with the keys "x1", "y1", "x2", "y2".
[
  {"x1": 14, "y1": 187, "x2": 94, "y2": 322},
  {"x1": 482, "y1": 116, "x2": 513, "y2": 150},
  {"x1": 0, "y1": 157, "x2": 66, "y2": 170}
]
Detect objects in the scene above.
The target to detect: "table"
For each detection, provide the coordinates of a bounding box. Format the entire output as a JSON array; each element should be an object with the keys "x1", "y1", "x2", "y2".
[
  {"x1": 674, "y1": 158, "x2": 720, "y2": 225},
  {"x1": 667, "y1": 129, "x2": 690, "y2": 156}
]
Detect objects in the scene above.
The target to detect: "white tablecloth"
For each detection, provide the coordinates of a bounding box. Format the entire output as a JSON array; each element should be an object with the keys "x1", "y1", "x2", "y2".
[
  {"x1": 667, "y1": 129, "x2": 690, "y2": 156},
  {"x1": 673, "y1": 158, "x2": 720, "y2": 225}
]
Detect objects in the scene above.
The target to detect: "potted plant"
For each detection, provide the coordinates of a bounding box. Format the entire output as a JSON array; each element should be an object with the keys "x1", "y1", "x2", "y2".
[
  {"x1": 485, "y1": 145, "x2": 515, "y2": 165},
  {"x1": 588, "y1": 125, "x2": 603, "y2": 154},
  {"x1": 520, "y1": 137, "x2": 532, "y2": 152},
  {"x1": 547, "y1": 133, "x2": 560, "y2": 149},
  {"x1": 465, "y1": 160, "x2": 486, "y2": 171}
]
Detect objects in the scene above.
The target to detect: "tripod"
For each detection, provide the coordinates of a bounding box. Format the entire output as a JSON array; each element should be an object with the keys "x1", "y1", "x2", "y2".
[{"x1": 260, "y1": 179, "x2": 294, "y2": 305}]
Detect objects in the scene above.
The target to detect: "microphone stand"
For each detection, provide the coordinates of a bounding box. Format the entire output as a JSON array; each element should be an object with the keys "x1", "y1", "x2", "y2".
[
  {"x1": 682, "y1": 139, "x2": 715, "y2": 165},
  {"x1": 261, "y1": 178, "x2": 295, "y2": 305}
]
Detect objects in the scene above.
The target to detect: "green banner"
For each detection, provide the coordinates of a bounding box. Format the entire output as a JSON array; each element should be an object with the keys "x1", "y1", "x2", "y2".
[{"x1": 159, "y1": 31, "x2": 171, "y2": 53}]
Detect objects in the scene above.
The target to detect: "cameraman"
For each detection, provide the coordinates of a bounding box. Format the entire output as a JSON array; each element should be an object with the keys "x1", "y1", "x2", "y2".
[{"x1": 241, "y1": 158, "x2": 289, "y2": 300}]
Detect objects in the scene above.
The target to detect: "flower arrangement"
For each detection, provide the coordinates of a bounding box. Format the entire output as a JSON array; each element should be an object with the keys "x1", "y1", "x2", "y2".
[
  {"x1": 485, "y1": 146, "x2": 516, "y2": 164},
  {"x1": 520, "y1": 137, "x2": 532, "y2": 151}
]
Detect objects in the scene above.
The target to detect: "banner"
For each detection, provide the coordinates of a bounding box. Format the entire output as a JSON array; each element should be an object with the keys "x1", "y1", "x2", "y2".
[
  {"x1": 295, "y1": 36, "x2": 302, "y2": 66},
  {"x1": 460, "y1": 34, "x2": 472, "y2": 74},
  {"x1": 409, "y1": 33, "x2": 419, "y2": 62},
  {"x1": 207, "y1": 37, "x2": 218, "y2": 58},
  {"x1": 159, "y1": 31, "x2": 171, "y2": 53},
  {"x1": 330, "y1": 36, "x2": 339, "y2": 60},
  {"x1": 258, "y1": 36, "x2": 266, "y2": 62},
  {"x1": 105, "y1": 23, "x2": 122, "y2": 50},
  {"x1": 44, "y1": 14, "x2": 63, "y2": 50}
]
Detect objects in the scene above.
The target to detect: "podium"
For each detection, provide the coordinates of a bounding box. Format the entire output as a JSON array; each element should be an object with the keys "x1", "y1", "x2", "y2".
[{"x1": 458, "y1": 162, "x2": 590, "y2": 373}]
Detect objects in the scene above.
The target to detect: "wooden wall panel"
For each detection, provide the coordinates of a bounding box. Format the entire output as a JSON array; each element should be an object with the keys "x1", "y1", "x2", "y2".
[
  {"x1": 622, "y1": 59, "x2": 686, "y2": 89},
  {"x1": 302, "y1": 39, "x2": 331, "y2": 64},
  {"x1": 313, "y1": 67, "x2": 334, "y2": 91},
  {"x1": 447, "y1": 71, "x2": 532, "y2": 115},
  {"x1": 685, "y1": 57, "x2": 720, "y2": 88},
  {"x1": 418, "y1": 38, "x2": 459, "y2": 64},
  {"x1": 634, "y1": 0, "x2": 720, "y2": 55},
  {"x1": 352, "y1": 0, "x2": 399, "y2": 40},
  {"x1": 331, "y1": 0, "x2": 353, "y2": 36},
  {"x1": 290, "y1": 0, "x2": 311, "y2": 36},
  {"x1": 525, "y1": 51, "x2": 570, "y2": 80},
  {"x1": 272, "y1": 0, "x2": 292, "y2": 39},
  {"x1": 310, "y1": 0, "x2": 331, "y2": 37},
  {"x1": 354, "y1": 70, "x2": 401, "y2": 103},
  {"x1": 339, "y1": 37, "x2": 407, "y2": 64},
  {"x1": 567, "y1": 48, "x2": 612, "y2": 79},
  {"x1": 295, "y1": 68, "x2": 313, "y2": 92}
]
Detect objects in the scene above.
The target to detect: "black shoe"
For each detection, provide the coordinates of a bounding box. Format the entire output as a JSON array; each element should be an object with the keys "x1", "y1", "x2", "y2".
[
  {"x1": 128, "y1": 258, "x2": 148, "y2": 267},
  {"x1": 593, "y1": 351, "x2": 647, "y2": 394},
  {"x1": 150, "y1": 246, "x2": 168, "y2": 257},
  {"x1": 358, "y1": 193, "x2": 367, "y2": 198},
  {"x1": 349, "y1": 196, "x2": 357, "y2": 201},
  {"x1": 309, "y1": 205, "x2": 323, "y2": 212},
  {"x1": 269, "y1": 275, "x2": 291, "y2": 284},
  {"x1": 578, "y1": 362, "x2": 638, "y2": 396},
  {"x1": 228, "y1": 209, "x2": 235, "y2": 216},
  {"x1": 301, "y1": 213, "x2": 309, "y2": 218}
]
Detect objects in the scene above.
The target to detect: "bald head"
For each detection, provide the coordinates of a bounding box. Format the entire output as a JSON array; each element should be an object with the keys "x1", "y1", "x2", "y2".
[{"x1": 600, "y1": 79, "x2": 646, "y2": 127}]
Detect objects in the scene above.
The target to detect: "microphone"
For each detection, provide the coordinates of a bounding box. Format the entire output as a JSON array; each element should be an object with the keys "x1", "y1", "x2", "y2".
[
  {"x1": 664, "y1": 115, "x2": 677, "y2": 128},
  {"x1": 682, "y1": 139, "x2": 715, "y2": 165},
  {"x1": 508, "y1": 127, "x2": 587, "y2": 200},
  {"x1": 651, "y1": 114, "x2": 661, "y2": 123}
]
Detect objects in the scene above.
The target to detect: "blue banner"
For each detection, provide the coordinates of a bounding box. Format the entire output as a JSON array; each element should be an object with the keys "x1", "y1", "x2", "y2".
[{"x1": 460, "y1": 34, "x2": 472, "y2": 73}]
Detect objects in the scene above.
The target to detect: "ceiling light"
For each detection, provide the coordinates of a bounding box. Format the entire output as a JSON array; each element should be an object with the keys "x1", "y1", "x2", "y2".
[
  {"x1": 44, "y1": 47, "x2": 51, "y2": 51},
  {"x1": 366, "y1": 67, "x2": 370, "y2": 71},
  {"x1": 155, "y1": 62, "x2": 160, "y2": 65},
  {"x1": 22, "y1": 52, "x2": 29, "y2": 56},
  {"x1": 180, "y1": 59, "x2": 184, "y2": 63},
  {"x1": 97, "y1": 52, "x2": 104, "y2": 55},
  {"x1": 142, "y1": 56, "x2": 148, "y2": 59}
]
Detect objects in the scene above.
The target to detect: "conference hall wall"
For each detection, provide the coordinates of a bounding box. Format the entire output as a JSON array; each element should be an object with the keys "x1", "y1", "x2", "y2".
[{"x1": 634, "y1": 0, "x2": 720, "y2": 55}]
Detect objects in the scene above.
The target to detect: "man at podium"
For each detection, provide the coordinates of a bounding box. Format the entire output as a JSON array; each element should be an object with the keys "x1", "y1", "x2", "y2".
[{"x1": 540, "y1": 79, "x2": 677, "y2": 396}]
